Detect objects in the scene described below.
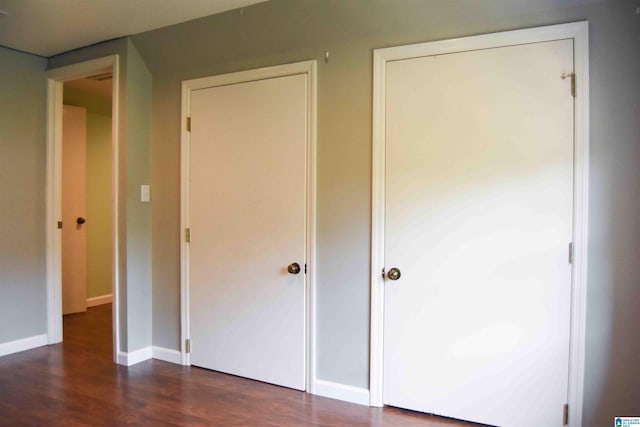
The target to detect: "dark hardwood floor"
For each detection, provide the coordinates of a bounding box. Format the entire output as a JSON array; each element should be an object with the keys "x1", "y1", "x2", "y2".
[{"x1": 0, "y1": 304, "x2": 478, "y2": 426}]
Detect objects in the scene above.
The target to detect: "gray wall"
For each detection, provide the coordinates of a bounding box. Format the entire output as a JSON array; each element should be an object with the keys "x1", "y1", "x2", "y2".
[
  {"x1": 131, "y1": 1, "x2": 640, "y2": 425},
  {"x1": 64, "y1": 86, "x2": 112, "y2": 116},
  {"x1": 49, "y1": 39, "x2": 154, "y2": 353},
  {"x1": 85, "y1": 112, "x2": 113, "y2": 299},
  {"x1": 124, "y1": 40, "x2": 153, "y2": 351},
  {"x1": 0, "y1": 47, "x2": 47, "y2": 343}
]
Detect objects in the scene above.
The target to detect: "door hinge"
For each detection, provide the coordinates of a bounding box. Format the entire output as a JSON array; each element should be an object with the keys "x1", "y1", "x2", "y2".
[
  {"x1": 569, "y1": 242, "x2": 574, "y2": 264},
  {"x1": 563, "y1": 403, "x2": 569, "y2": 425},
  {"x1": 186, "y1": 116, "x2": 191, "y2": 132},
  {"x1": 57, "y1": 221, "x2": 63, "y2": 229},
  {"x1": 304, "y1": 263, "x2": 307, "y2": 274},
  {"x1": 186, "y1": 228, "x2": 191, "y2": 243},
  {"x1": 185, "y1": 339, "x2": 191, "y2": 354},
  {"x1": 562, "y1": 73, "x2": 576, "y2": 97}
]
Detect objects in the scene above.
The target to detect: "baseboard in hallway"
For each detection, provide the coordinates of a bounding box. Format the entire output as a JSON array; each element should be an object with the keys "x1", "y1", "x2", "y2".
[{"x1": 86, "y1": 294, "x2": 113, "y2": 307}]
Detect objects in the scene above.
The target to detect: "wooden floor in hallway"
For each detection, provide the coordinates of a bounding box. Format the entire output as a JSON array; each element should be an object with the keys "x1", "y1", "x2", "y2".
[{"x1": 0, "y1": 304, "x2": 480, "y2": 426}]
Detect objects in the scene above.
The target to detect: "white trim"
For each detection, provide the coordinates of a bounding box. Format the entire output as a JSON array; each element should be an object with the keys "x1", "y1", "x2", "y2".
[
  {"x1": 117, "y1": 347, "x2": 152, "y2": 366},
  {"x1": 370, "y1": 30, "x2": 388, "y2": 407},
  {"x1": 152, "y1": 346, "x2": 183, "y2": 365},
  {"x1": 121, "y1": 347, "x2": 182, "y2": 366},
  {"x1": 46, "y1": 55, "x2": 121, "y2": 365},
  {"x1": 0, "y1": 334, "x2": 48, "y2": 358},
  {"x1": 86, "y1": 294, "x2": 113, "y2": 307},
  {"x1": 180, "y1": 60, "x2": 318, "y2": 390},
  {"x1": 312, "y1": 380, "x2": 370, "y2": 406},
  {"x1": 567, "y1": 22, "x2": 590, "y2": 427},
  {"x1": 45, "y1": 78, "x2": 63, "y2": 345},
  {"x1": 305, "y1": 61, "x2": 318, "y2": 395},
  {"x1": 370, "y1": 22, "x2": 589, "y2": 427},
  {"x1": 179, "y1": 76, "x2": 191, "y2": 367}
]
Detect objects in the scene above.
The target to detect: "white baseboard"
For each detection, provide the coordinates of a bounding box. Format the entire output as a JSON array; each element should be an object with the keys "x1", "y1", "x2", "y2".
[
  {"x1": 87, "y1": 294, "x2": 113, "y2": 307},
  {"x1": 117, "y1": 346, "x2": 183, "y2": 366},
  {"x1": 0, "y1": 334, "x2": 48, "y2": 358},
  {"x1": 117, "y1": 346, "x2": 152, "y2": 366},
  {"x1": 312, "y1": 379, "x2": 370, "y2": 406},
  {"x1": 152, "y1": 346, "x2": 182, "y2": 365}
]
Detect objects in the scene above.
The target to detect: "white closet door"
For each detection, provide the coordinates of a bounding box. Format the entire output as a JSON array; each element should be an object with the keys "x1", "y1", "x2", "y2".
[{"x1": 383, "y1": 40, "x2": 574, "y2": 427}]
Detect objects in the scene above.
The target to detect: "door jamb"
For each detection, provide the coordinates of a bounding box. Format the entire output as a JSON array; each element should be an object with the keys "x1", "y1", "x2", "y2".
[
  {"x1": 179, "y1": 60, "x2": 318, "y2": 392},
  {"x1": 46, "y1": 55, "x2": 121, "y2": 363},
  {"x1": 370, "y1": 22, "x2": 589, "y2": 427}
]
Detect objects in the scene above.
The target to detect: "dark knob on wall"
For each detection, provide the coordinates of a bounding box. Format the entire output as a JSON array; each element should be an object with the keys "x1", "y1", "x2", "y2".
[{"x1": 76, "y1": 217, "x2": 86, "y2": 225}]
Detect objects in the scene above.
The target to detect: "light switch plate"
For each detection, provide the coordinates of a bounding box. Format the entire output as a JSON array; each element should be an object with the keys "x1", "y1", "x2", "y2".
[{"x1": 141, "y1": 185, "x2": 151, "y2": 203}]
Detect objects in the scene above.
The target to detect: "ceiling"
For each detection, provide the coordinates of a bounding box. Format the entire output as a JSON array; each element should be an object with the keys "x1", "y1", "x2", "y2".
[{"x1": 0, "y1": 0, "x2": 268, "y2": 57}]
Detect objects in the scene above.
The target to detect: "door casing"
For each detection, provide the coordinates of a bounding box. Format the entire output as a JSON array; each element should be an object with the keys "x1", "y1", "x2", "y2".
[
  {"x1": 370, "y1": 22, "x2": 589, "y2": 427},
  {"x1": 46, "y1": 55, "x2": 120, "y2": 362},
  {"x1": 180, "y1": 60, "x2": 318, "y2": 391}
]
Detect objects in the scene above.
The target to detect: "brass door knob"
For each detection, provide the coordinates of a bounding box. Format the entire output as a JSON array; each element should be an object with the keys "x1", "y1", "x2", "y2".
[
  {"x1": 287, "y1": 262, "x2": 301, "y2": 275},
  {"x1": 387, "y1": 267, "x2": 401, "y2": 281}
]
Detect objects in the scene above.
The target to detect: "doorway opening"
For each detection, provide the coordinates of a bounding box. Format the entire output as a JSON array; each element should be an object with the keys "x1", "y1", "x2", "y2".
[
  {"x1": 46, "y1": 55, "x2": 121, "y2": 362},
  {"x1": 60, "y1": 73, "x2": 114, "y2": 351}
]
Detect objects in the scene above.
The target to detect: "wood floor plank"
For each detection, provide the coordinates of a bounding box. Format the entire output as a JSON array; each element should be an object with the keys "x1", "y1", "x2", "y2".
[{"x1": 0, "y1": 304, "x2": 479, "y2": 426}]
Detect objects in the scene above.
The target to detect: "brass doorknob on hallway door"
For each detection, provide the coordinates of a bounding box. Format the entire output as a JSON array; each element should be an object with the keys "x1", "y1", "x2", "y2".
[
  {"x1": 287, "y1": 263, "x2": 301, "y2": 275},
  {"x1": 386, "y1": 267, "x2": 401, "y2": 281},
  {"x1": 76, "y1": 217, "x2": 86, "y2": 225}
]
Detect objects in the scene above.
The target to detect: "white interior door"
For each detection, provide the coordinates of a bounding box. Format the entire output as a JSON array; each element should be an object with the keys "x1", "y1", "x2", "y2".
[
  {"x1": 188, "y1": 73, "x2": 307, "y2": 390},
  {"x1": 62, "y1": 104, "x2": 88, "y2": 315},
  {"x1": 383, "y1": 40, "x2": 574, "y2": 426}
]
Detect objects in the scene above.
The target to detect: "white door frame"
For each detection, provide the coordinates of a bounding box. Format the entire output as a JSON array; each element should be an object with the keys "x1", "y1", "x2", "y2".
[
  {"x1": 46, "y1": 55, "x2": 121, "y2": 362},
  {"x1": 180, "y1": 60, "x2": 317, "y2": 391},
  {"x1": 370, "y1": 22, "x2": 589, "y2": 427}
]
